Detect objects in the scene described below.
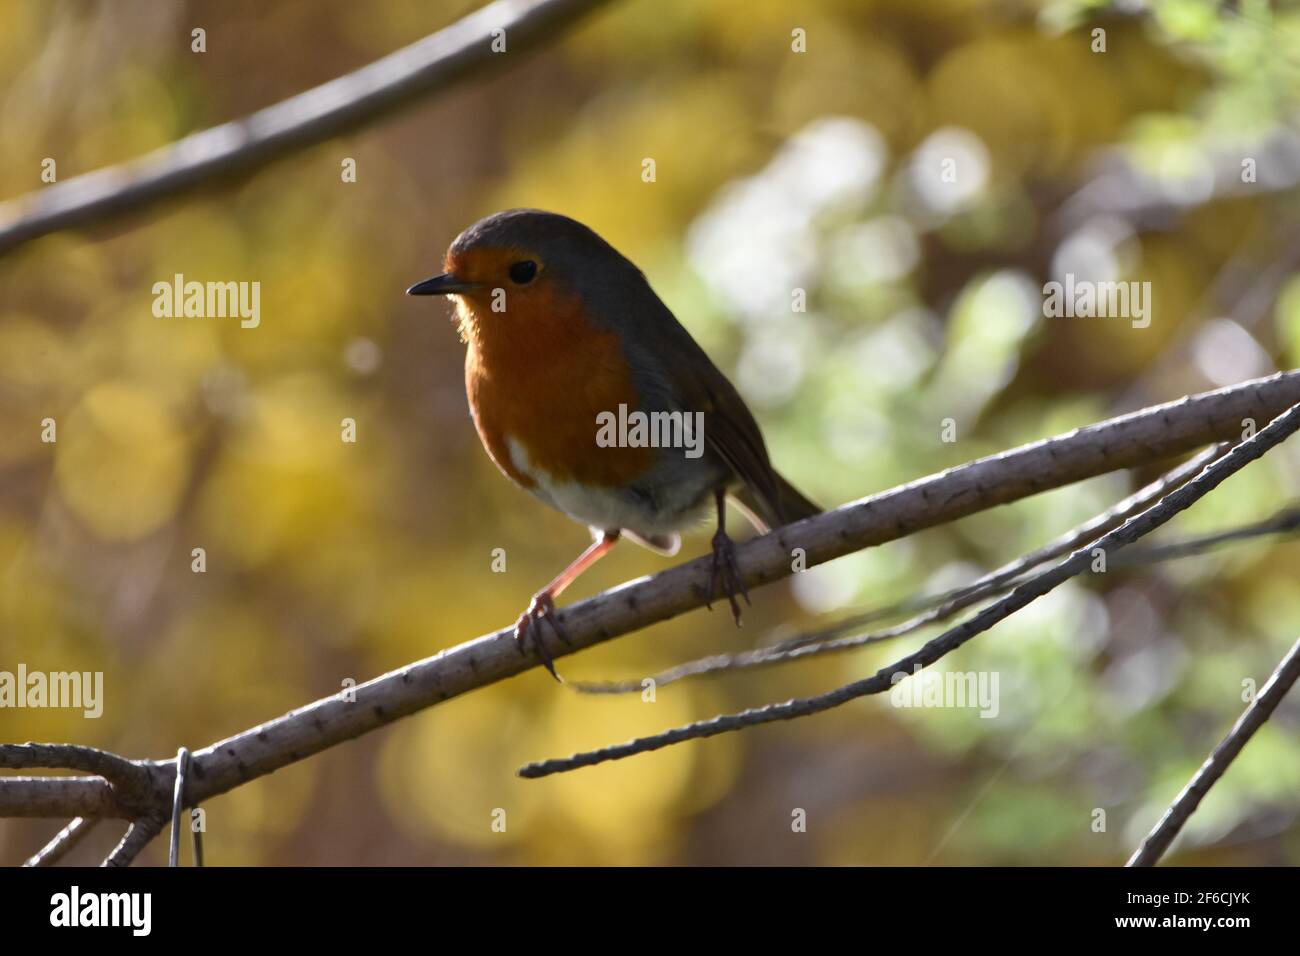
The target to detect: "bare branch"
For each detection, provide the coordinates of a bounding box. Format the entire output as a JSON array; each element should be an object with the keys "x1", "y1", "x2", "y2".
[
  {"x1": 0, "y1": 0, "x2": 612, "y2": 256},
  {"x1": 1127, "y1": 634, "x2": 1300, "y2": 866},
  {"x1": 2, "y1": 372, "x2": 1298, "y2": 823},
  {"x1": 1121, "y1": 503, "x2": 1300, "y2": 566},
  {"x1": 0, "y1": 776, "x2": 120, "y2": 819},
  {"x1": 0, "y1": 780, "x2": 118, "y2": 816},
  {"x1": 580, "y1": 476, "x2": 1299, "y2": 694},
  {"x1": 103, "y1": 816, "x2": 165, "y2": 868},
  {"x1": 518, "y1": 399, "x2": 1300, "y2": 778},
  {"x1": 0, "y1": 743, "x2": 162, "y2": 813},
  {"x1": 572, "y1": 443, "x2": 1229, "y2": 694},
  {"x1": 23, "y1": 817, "x2": 97, "y2": 867}
]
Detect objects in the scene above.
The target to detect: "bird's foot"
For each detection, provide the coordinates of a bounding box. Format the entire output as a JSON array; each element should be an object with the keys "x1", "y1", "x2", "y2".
[
  {"x1": 514, "y1": 590, "x2": 571, "y2": 682},
  {"x1": 706, "y1": 529, "x2": 751, "y2": 626}
]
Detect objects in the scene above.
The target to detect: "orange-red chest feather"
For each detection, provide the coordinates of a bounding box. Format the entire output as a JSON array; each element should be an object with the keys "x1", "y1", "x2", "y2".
[{"x1": 461, "y1": 283, "x2": 653, "y2": 489}]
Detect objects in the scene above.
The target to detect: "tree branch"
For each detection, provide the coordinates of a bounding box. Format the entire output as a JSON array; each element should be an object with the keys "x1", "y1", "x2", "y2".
[
  {"x1": 103, "y1": 815, "x2": 166, "y2": 868},
  {"x1": 571, "y1": 442, "x2": 1229, "y2": 694},
  {"x1": 517, "y1": 398, "x2": 1300, "y2": 778},
  {"x1": 2, "y1": 371, "x2": 1299, "y2": 840},
  {"x1": 1121, "y1": 504, "x2": 1300, "y2": 565},
  {"x1": 1127, "y1": 633, "x2": 1300, "y2": 866},
  {"x1": 0, "y1": 0, "x2": 612, "y2": 256},
  {"x1": 578, "y1": 486, "x2": 1299, "y2": 694},
  {"x1": 0, "y1": 743, "x2": 163, "y2": 814},
  {"x1": 0, "y1": 776, "x2": 119, "y2": 819},
  {"x1": 23, "y1": 816, "x2": 98, "y2": 867}
]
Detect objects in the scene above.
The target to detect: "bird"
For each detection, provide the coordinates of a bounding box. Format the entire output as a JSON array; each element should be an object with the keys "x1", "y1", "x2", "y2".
[{"x1": 407, "y1": 209, "x2": 819, "y2": 679}]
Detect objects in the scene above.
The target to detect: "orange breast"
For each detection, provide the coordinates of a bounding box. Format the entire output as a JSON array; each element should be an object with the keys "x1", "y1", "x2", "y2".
[{"x1": 463, "y1": 284, "x2": 654, "y2": 489}]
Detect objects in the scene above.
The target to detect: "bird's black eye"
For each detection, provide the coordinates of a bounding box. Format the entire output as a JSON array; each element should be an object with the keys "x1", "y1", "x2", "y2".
[{"x1": 508, "y1": 260, "x2": 537, "y2": 284}]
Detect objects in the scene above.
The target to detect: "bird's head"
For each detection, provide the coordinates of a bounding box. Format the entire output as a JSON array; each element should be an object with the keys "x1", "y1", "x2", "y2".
[{"x1": 407, "y1": 208, "x2": 637, "y2": 348}]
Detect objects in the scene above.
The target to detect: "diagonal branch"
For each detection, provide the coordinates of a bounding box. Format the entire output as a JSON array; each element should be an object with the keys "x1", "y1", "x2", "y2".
[
  {"x1": 1121, "y1": 504, "x2": 1300, "y2": 565},
  {"x1": 2, "y1": 372, "x2": 1298, "y2": 829},
  {"x1": 578, "y1": 485, "x2": 1300, "y2": 693},
  {"x1": 1127, "y1": 633, "x2": 1300, "y2": 866},
  {"x1": 517, "y1": 398, "x2": 1300, "y2": 778},
  {"x1": 571, "y1": 442, "x2": 1229, "y2": 694},
  {"x1": 23, "y1": 816, "x2": 98, "y2": 867},
  {"x1": 103, "y1": 815, "x2": 166, "y2": 868},
  {"x1": 0, "y1": 0, "x2": 612, "y2": 256}
]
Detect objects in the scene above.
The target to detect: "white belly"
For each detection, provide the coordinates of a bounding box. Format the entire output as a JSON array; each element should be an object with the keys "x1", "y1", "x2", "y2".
[{"x1": 505, "y1": 435, "x2": 711, "y2": 536}]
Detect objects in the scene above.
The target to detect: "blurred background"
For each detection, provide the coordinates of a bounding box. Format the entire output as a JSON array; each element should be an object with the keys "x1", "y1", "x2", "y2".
[{"x1": 2, "y1": 0, "x2": 1300, "y2": 866}]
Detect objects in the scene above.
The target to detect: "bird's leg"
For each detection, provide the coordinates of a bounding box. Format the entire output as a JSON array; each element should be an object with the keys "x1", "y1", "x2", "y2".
[
  {"x1": 706, "y1": 488, "x2": 750, "y2": 625},
  {"x1": 516, "y1": 530, "x2": 620, "y2": 681}
]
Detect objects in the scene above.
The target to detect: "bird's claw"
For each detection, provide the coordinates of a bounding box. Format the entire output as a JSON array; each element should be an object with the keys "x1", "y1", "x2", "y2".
[
  {"x1": 705, "y1": 529, "x2": 750, "y2": 626},
  {"x1": 514, "y1": 591, "x2": 571, "y2": 682}
]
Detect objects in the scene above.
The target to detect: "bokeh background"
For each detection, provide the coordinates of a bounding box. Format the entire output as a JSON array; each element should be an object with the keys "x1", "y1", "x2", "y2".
[{"x1": 3, "y1": 0, "x2": 1300, "y2": 866}]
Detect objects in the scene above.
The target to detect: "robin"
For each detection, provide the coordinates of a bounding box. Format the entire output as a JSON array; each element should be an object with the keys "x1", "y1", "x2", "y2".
[{"x1": 408, "y1": 209, "x2": 819, "y2": 679}]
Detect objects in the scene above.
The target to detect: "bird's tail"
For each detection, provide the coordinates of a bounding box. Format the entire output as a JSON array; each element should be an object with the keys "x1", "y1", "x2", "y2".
[
  {"x1": 770, "y1": 469, "x2": 821, "y2": 525},
  {"x1": 734, "y1": 469, "x2": 821, "y2": 533}
]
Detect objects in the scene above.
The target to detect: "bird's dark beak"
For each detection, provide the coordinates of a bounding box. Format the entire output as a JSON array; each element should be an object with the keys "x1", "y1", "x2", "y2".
[{"x1": 406, "y1": 273, "x2": 476, "y2": 296}]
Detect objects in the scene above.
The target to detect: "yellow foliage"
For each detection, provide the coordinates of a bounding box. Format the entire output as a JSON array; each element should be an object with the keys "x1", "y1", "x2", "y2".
[{"x1": 55, "y1": 381, "x2": 190, "y2": 540}]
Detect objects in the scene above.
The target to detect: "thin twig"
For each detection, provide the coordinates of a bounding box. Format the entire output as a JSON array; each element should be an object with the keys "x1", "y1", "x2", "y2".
[
  {"x1": 572, "y1": 444, "x2": 1228, "y2": 694},
  {"x1": 518, "y1": 399, "x2": 1300, "y2": 778},
  {"x1": 2, "y1": 373, "x2": 1299, "y2": 823},
  {"x1": 103, "y1": 815, "x2": 165, "y2": 868},
  {"x1": 1121, "y1": 504, "x2": 1300, "y2": 566},
  {"x1": 23, "y1": 816, "x2": 97, "y2": 867},
  {"x1": 575, "y1": 491, "x2": 1300, "y2": 695},
  {"x1": 0, "y1": 0, "x2": 612, "y2": 256},
  {"x1": 782, "y1": 444, "x2": 1227, "y2": 647},
  {"x1": 1127, "y1": 634, "x2": 1300, "y2": 866}
]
